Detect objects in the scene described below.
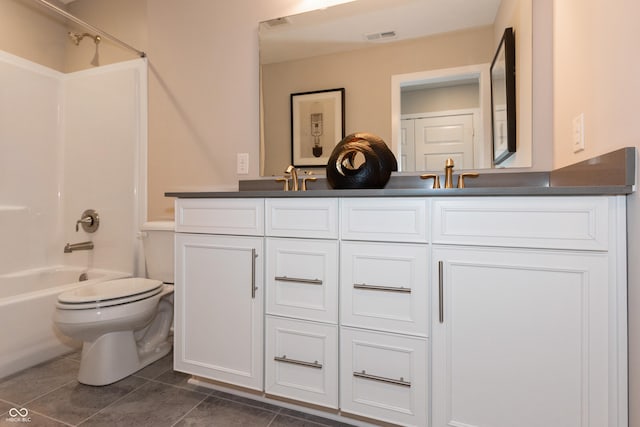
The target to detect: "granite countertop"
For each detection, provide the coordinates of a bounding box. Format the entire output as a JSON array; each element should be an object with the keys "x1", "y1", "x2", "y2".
[{"x1": 165, "y1": 148, "x2": 636, "y2": 199}]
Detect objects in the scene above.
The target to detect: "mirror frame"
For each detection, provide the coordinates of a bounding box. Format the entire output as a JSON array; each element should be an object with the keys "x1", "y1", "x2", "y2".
[{"x1": 491, "y1": 27, "x2": 516, "y2": 165}]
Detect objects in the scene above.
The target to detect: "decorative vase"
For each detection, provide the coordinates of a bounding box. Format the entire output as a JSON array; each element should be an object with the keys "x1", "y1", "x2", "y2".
[{"x1": 326, "y1": 132, "x2": 397, "y2": 189}]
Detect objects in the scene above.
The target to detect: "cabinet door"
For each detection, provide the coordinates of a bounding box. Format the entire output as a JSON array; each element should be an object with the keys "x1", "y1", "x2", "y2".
[
  {"x1": 432, "y1": 246, "x2": 610, "y2": 427},
  {"x1": 266, "y1": 238, "x2": 338, "y2": 322},
  {"x1": 341, "y1": 241, "x2": 429, "y2": 335},
  {"x1": 265, "y1": 316, "x2": 338, "y2": 408},
  {"x1": 340, "y1": 327, "x2": 428, "y2": 426},
  {"x1": 174, "y1": 233, "x2": 263, "y2": 390}
]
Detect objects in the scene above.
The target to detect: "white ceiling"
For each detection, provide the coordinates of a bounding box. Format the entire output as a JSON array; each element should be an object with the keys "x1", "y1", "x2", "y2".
[{"x1": 260, "y1": 0, "x2": 502, "y2": 64}]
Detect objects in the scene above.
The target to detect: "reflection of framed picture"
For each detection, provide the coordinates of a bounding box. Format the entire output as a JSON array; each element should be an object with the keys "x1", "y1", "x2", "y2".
[
  {"x1": 291, "y1": 88, "x2": 345, "y2": 167},
  {"x1": 490, "y1": 27, "x2": 516, "y2": 165}
]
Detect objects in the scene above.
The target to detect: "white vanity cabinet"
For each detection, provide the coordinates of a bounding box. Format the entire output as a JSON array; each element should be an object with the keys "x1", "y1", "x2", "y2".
[
  {"x1": 264, "y1": 199, "x2": 340, "y2": 408},
  {"x1": 172, "y1": 194, "x2": 628, "y2": 427},
  {"x1": 174, "y1": 199, "x2": 264, "y2": 390},
  {"x1": 339, "y1": 198, "x2": 430, "y2": 427},
  {"x1": 430, "y1": 196, "x2": 628, "y2": 427}
]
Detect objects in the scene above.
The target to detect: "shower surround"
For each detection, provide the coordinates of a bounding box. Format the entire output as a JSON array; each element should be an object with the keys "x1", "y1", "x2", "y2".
[{"x1": 0, "y1": 50, "x2": 147, "y2": 377}]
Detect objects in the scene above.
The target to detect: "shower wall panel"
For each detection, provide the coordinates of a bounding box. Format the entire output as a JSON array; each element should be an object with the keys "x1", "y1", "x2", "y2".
[
  {"x1": 0, "y1": 51, "x2": 63, "y2": 274},
  {"x1": 0, "y1": 51, "x2": 146, "y2": 276},
  {"x1": 61, "y1": 59, "x2": 147, "y2": 276}
]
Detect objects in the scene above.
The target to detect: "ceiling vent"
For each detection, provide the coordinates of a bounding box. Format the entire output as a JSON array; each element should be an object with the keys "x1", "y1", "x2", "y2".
[
  {"x1": 364, "y1": 30, "x2": 397, "y2": 41},
  {"x1": 264, "y1": 17, "x2": 290, "y2": 28}
]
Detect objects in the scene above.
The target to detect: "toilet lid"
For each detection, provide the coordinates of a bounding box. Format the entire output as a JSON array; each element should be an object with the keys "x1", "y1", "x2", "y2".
[{"x1": 58, "y1": 278, "x2": 163, "y2": 305}]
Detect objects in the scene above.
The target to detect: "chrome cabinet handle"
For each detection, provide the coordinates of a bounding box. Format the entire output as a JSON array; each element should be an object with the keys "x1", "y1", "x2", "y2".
[
  {"x1": 353, "y1": 370, "x2": 411, "y2": 387},
  {"x1": 251, "y1": 249, "x2": 257, "y2": 299},
  {"x1": 438, "y1": 260, "x2": 444, "y2": 324},
  {"x1": 274, "y1": 355, "x2": 322, "y2": 369},
  {"x1": 353, "y1": 283, "x2": 411, "y2": 293},
  {"x1": 274, "y1": 276, "x2": 323, "y2": 285}
]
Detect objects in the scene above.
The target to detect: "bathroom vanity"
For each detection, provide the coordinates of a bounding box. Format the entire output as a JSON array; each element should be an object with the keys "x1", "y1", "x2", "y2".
[{"x1": 169, "y1": 170, "x2": 630, "y2": 427}]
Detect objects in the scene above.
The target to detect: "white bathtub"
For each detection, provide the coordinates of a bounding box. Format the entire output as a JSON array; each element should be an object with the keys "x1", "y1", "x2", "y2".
[{"x1": 0, "y1": 266, "x2": 129, "y2": 379}]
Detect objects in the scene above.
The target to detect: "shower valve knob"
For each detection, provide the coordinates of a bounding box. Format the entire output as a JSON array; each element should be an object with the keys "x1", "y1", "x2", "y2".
[{"x1": 76, "y1": 209, "x2": 100, "y2": 233}]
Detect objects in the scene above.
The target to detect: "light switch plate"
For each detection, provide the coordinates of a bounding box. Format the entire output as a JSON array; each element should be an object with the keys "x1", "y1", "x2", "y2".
[
  {"x1": 572, "y1": 113, "x2": 585, "y2": 153},
  {"x1": 237, "y1": 153, "x2": 249, "y2": 174}
]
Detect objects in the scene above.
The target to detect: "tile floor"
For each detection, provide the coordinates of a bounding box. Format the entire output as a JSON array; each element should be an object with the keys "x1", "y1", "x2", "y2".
[{"x1": 0, "y1": 352, "x2": 355, "y2": 427}]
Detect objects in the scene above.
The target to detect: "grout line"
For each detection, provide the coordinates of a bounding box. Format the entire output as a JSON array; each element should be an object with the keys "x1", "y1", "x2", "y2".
[
  {"x1": 74, "y1": 376, "x2": 152, "y2": 426},
  {"x1": 19, "y1": 408, "x2": 75, "y2": 427},
  {"x1": 169, "y1": 394, "x2": 210, "y2": 427},
  {"x1": 20, "y1": 378, "x2": 78, "y2": 407},
  {"x1": 265, "y1": 411, "x2": 279, "y2": 427}
]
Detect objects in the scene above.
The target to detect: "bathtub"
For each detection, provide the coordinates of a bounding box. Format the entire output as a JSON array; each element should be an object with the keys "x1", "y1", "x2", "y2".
[{"x1": 0, "y1": 266, "x2": 129, "y2": 379}]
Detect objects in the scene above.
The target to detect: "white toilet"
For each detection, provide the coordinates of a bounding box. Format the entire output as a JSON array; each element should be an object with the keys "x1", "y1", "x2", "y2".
[{"x1": 54, "y1": 221, "x2": 175, "y2": 386}]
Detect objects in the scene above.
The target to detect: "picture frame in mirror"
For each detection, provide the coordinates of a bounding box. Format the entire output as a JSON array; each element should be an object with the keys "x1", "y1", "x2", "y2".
[
  {"x1": 291, "y1": 88, "x2": 345, "y2": 167},
  {"x1": 491, "y1": 27, "x2": 516, "y2": 165}
]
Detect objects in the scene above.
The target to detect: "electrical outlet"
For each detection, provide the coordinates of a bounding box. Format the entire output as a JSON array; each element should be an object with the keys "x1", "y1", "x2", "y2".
[
  {"x1": 572, "y1": 113, "x2": 585, "y2": 153},
  {"x1": 236, "y1": 153, "x2": 249, "y2": 174}
]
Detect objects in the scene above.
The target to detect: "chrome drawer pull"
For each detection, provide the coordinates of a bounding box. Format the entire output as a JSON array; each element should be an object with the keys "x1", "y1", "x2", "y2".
[
  {"x1": 275, "y1": 276, "x2": 323, "y2": 285},
  {"x1": 274, "y1": 355, "x2": 323, "y2": 369},
  {"x1": 353, "y1": 370, "x2": 411, "y2": 387},
  {"x1": 251, "y1": 249, "x2": 258, "y2": 299},
  {"x1": 353, "y1": 283, "x2": 411, "y2": 293},
  {"x1": 438, "y1": 260, "x2": 444, "y2": 324}
]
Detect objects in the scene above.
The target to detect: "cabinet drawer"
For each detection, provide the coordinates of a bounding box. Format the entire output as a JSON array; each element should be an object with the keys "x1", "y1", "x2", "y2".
[
  {"x1": 432, "y1": 196, "x2": 610, "y2": 250},
  {"x1": 340, "y1": 327, "x2": 428, "y2": 427},
  {"x1": 265, "y1": 317, "x2": 338, "y2": 409},
  {"x1": 340, "y1": 241, "x2": 429, "y2": 336},
  {"x1": 341, "y1": 197, "x2": 428, "y2": 243},
  {"x1": 266, "y1": 198, "x2": 338, "y2": 239},
  {"x1": 175, "y1": 198, "x2": 264, "y2": 235},
  {"x1": 266, "y1": 238, "x2": 338, "y2": 323}
]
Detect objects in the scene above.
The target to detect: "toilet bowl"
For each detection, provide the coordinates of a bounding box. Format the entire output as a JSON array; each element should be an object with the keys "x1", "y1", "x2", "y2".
[{"x1": 54, "y1": 221, "x2": 175, "y2": 386}]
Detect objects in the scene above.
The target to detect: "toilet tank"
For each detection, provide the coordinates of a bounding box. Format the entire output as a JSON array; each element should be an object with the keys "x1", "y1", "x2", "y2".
[{"x1": 141, "y1": 221, "x2": 175, "y2": 284}]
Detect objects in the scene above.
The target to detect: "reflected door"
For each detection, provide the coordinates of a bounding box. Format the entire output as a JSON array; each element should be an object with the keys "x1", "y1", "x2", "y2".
[{"x1": 413, "y1": 114, "x2": 474, "y2": 170}]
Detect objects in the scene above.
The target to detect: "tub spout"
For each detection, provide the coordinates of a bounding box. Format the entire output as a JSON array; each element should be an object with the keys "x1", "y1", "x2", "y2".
[{"x1": 64, "y1": 241, "x2": 94, "y2": 253}]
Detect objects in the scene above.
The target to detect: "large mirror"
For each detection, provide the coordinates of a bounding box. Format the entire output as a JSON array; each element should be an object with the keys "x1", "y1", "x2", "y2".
[{"x1": 260, "y1": 0, "x2": 532, "y2": 176}]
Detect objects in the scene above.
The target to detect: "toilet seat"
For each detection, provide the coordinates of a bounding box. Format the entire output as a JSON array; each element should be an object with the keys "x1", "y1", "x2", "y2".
[{"x1": 57, "y1": 278, "x2": 164, "y2": 310}]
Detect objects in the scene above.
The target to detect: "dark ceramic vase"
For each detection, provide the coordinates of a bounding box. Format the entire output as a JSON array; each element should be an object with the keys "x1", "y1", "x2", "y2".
[{"x1": 326, "y1": 132, "x2": 398, "y2": 189}]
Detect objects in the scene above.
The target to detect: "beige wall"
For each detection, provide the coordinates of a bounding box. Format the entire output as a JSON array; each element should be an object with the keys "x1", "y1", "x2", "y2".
[
  {"x1": 554, "y1": 1, "x2": 640, "y2": 425},
  {"x1": 0, "y1": 0, "x2": 68, "y2": 71},
  {"x1": 66, "y1": 0, "x2": 146, "y2": 72},
  {"x1": 262, "y1": 27, "x2": 494, "y2": 177},
  {"x1": 146, "y1": 0, "x2": 315, "y2": 219},
  {"x1": 0, "y1": 0, "x2": 144, "y2": 73}
]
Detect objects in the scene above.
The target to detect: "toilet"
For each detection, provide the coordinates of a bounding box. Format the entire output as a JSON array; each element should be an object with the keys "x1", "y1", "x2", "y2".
[{"x1": 54, "y1": 221, "x2": 175, "y2": 386}]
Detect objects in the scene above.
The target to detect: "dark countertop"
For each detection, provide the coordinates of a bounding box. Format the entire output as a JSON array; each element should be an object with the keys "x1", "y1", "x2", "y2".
[{"x1": 165, "y1": 148, "x2": 636, "y2": 199}]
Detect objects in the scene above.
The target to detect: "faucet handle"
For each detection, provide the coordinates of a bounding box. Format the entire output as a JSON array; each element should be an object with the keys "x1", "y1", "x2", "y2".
[
  {"x1": 420, "y1": 173, "x2": 441, "y2": 189},
  {"x1": 75, "y1": 209, "x2": 99, "y2": 233},
  {"x1": 457, "y1": 172, "x2": 479, "y2": 188},
  {"x1": 276, "y1": 176, "x2": 290, "y2": 191},
  {"x1": 301, "y1": 171, "x2": 317, "y2": 191}
]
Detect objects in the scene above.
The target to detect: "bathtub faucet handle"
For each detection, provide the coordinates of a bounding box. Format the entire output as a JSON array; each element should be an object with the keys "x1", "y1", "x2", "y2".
[
  {"x1": 76, "y1": 217, "x2": 92, "y2": 232},
  {"x1": 75, "y1": 209, "x2": 99, "y2": 233}
]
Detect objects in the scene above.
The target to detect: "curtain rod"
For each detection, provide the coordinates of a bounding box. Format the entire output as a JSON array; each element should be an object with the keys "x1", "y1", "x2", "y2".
[{"x1": 32, "y1": 0, "x2": 146, "y2": 58}]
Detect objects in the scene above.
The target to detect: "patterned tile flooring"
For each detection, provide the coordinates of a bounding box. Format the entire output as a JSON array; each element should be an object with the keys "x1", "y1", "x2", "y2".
[{"x1": 0, "y1": 352, "x2": 355, "y2": 427}]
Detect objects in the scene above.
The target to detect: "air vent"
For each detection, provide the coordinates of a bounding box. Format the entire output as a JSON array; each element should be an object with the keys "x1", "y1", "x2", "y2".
[
  {"x1": 364, "y1": 30, "x2": 397, "y2": 41},
  {"x1": 264, "y1": 17, "x2": 290, "y2": 28}
]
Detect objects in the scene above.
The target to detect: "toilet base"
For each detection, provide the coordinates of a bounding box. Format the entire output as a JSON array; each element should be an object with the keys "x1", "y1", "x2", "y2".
[{"x1": 78, "y1": 330, "x2": 172, "y2": 386}]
